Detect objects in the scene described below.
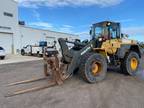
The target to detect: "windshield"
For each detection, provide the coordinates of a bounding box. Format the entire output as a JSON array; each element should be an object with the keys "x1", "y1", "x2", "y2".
[
  {"x1": 91, "y1": 26, "x2": 108, "y2": 39},
  {"x1": 95, "y1": 27, "x2": 103, "y2": 36}
]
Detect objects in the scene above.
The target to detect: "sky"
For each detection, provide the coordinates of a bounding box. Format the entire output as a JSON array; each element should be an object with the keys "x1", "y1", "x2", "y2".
[{"x1": 17, "y1": 0, "x2": 144, "y2": 41}]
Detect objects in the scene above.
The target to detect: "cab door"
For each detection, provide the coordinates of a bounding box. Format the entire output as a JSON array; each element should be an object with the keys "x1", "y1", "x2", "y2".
[{"x1": 108, "y1": 27, "x2": 121, "y2": 54}]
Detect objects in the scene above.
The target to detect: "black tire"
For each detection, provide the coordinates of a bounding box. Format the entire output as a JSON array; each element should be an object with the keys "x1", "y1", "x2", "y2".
[
  {"x1": 38, "y1": 53, "x2": 43, "y2": 57},
  {"x1": 37, "y1": 52, "x2": 40, "y2": 57},
  {"x1": 0, "y1": 56, "x2": 5, "y2": 60},
  {"x1": 79, "y1": 53, "x2": 107, "y2": 83},
  {"x1": 121, "y1": 51, "x2": 140, "y2": 76},
  {"x1": 21, "y1": 49, "x2": 25, "y2": 56}
]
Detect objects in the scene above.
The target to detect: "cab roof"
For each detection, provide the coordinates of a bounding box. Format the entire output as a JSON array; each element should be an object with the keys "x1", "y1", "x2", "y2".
[{"x1": 93, "y1": 21, "x2": 120, "y2": 27}]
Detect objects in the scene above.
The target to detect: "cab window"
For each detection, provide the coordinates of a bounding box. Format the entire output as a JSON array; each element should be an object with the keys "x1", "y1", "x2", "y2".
[{"x1": 110, "y1": 28, "x2": 117, "y2": 39}]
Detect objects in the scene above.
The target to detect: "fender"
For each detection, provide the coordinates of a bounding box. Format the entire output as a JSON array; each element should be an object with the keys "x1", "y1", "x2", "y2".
[{"x1": 116, "y1": 44, "x2": 142, "y2": 59}]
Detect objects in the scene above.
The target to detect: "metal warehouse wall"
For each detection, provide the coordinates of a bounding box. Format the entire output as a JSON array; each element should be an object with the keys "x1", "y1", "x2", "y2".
[
  {"x1": 0, "y1": 0, "x2": 19, "y2": 54},
  {"x1": 19, "y1": 25, "x2": 79, "y2": 52},
  {"x1": 0, "y1": 0, "x2": 18, "y2": 33}
]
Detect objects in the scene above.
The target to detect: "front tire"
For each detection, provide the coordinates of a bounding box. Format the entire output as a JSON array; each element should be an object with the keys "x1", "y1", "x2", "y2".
[
  {"x1": 121, "y1": 51, "x2": 140, "y2": 76},
  {"x1": 79, "y1": 53, "x2": 107, "y2": 83}
]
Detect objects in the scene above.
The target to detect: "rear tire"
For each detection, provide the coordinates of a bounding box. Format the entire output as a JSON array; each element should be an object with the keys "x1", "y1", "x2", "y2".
[
  {"x1": 121, "y1": 51, "x2": 140, "y2": 76},
  {"x1": 38, "y1": 53, "x2": 43, "y2": 57},
  {"x1": 79, "y1": 53, "x2": 107, "y2": 83}
]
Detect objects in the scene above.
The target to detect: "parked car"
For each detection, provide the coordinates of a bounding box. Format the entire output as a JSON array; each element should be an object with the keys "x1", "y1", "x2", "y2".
[{"x1": 0, "y1": 47, "x2": 6, "y2": 60}]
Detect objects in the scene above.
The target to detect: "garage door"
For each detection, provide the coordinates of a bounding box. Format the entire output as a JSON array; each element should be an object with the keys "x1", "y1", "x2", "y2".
[{"x1": 0, "y1": 33, "x2": 13, "y2": 54}]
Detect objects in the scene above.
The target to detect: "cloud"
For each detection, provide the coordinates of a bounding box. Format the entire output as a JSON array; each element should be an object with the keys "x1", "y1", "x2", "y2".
[
  {"x1": 122, "y1": 26, "x2": 144, "y2": 36},
  {"x1": 28, "y1": 22, "x2": 54, "y2": 30},
  {"x1": 75, "y1": 31, "x2": 90, "y2": 40},
  {"x1": 17, "y1": 0, "x2": 123, "y2": 8},
  {"x1": 58, "y1": 25, "x2": 74, "y2": 33},
  {"x1": 117, "y1": 19, "x2": 134, "y2": 23},
  {"x1": 27, "y1": 22, "x2": 75, "y2": 33},
  {"x1": 32, "y1": 10, "x2": 41, "y2": 21},
  {"x1": 122, "y1": 26, "x2": 144, "y2": 41}
]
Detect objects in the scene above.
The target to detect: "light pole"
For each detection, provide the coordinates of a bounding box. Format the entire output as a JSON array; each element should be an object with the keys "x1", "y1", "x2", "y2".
[{"x1": 11, "y1": 35, "x2": 14, "y2": 54}]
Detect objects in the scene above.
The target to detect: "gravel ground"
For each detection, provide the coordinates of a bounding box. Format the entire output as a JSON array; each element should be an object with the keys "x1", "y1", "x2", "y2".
[{"x1": 0, "y1": 56, "x2": 144, "y2": 108}]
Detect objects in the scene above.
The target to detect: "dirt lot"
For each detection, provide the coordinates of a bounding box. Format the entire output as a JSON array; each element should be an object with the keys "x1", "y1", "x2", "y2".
[{"x1": 0, "y1": 57, "x2": 144, "y2": 108}]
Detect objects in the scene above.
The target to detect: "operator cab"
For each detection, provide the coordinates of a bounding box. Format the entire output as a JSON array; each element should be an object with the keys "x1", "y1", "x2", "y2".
[{"x1": 90, "y1": 21, "x2": 121, "y2": 41}]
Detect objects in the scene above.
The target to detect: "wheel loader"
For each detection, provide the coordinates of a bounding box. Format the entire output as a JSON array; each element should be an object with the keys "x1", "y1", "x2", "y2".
[
  {"x1": 58, "y1": 21, "x2": 143, "y2": 83},
  {"x1": 6, "y1": 21, "x2": 143, "y2": 97}
]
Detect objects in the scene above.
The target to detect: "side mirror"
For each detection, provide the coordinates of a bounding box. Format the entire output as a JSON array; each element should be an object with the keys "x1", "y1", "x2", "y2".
[
  {"x1": 125, "y1": 34, "x2": 129, "y2": 38},
  {"x1": 89, "y1": 30, "x2": 92, "y2": 35},
  {"x1": 121, "y1": 33, "x2": 129, "y2": 38},
  {"x1": 121, "y1": 33, "x2": 124, "y2": 38}
]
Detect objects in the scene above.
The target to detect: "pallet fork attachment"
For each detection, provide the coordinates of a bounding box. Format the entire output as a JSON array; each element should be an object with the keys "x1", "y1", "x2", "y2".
[{"x1": 6, "y1": 48, "x2": 70, "y2": 97}]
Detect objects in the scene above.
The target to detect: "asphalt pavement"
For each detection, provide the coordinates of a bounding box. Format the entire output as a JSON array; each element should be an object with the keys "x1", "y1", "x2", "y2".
[{"x1": 0, "y1": 57, "x2": 144, "y2": 108}]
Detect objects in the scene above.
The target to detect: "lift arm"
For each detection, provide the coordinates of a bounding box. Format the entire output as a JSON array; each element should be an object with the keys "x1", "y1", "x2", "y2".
[{"x1": 58, "y1": 38, "x2": 95, "y2": 75}]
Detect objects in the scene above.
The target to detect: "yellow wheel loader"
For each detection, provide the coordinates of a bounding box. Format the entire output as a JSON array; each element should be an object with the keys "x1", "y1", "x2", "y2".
[
  {"x1": 6, "y1": 21, "x2": 143, "y2": 97},
  {"x1": 58, "y1": 21, "x2": 143, "y2": 83}
]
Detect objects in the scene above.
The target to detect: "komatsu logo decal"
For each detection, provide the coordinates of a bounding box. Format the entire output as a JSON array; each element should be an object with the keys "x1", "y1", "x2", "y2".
[{"x1": 81, "y1": 47, "x2": 91, "y2": 55}]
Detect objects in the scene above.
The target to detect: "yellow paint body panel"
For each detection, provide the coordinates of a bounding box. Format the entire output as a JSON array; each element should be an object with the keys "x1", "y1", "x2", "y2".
[{"x1": 94, "y1": 38, "x2": 137, "y2": 55}]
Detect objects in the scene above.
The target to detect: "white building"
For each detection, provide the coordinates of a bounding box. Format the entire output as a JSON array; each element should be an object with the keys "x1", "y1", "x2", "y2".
[
  {"x1": 0, "y1": 0, "x2": 79, "y2": 54},
  {"x1": 0, "y1": 0, "x2": 19, "y2": 54},
  {"x1": 19, "y1": 26, "x2": 78, "y2": 53}
]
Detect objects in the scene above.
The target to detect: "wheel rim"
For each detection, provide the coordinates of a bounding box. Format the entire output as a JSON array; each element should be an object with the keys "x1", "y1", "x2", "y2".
[
  {"x1": 91, "y1": 62, "x2": 102, "y2": 76},
  {"x1": 130, "y1": 57, "x2": 138, "y2": 71}
]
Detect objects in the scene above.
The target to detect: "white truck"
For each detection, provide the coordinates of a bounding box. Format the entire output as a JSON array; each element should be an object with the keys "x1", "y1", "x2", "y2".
[
  {"x1": 21, "y1": 41, "x2": 58, "y2": 57},
  {"x1": 21, "y1": 45, "x2": 44, "y2": 57},
  {"x1": 21, "y1": 41, "x2": 48, "y2": 56}
]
